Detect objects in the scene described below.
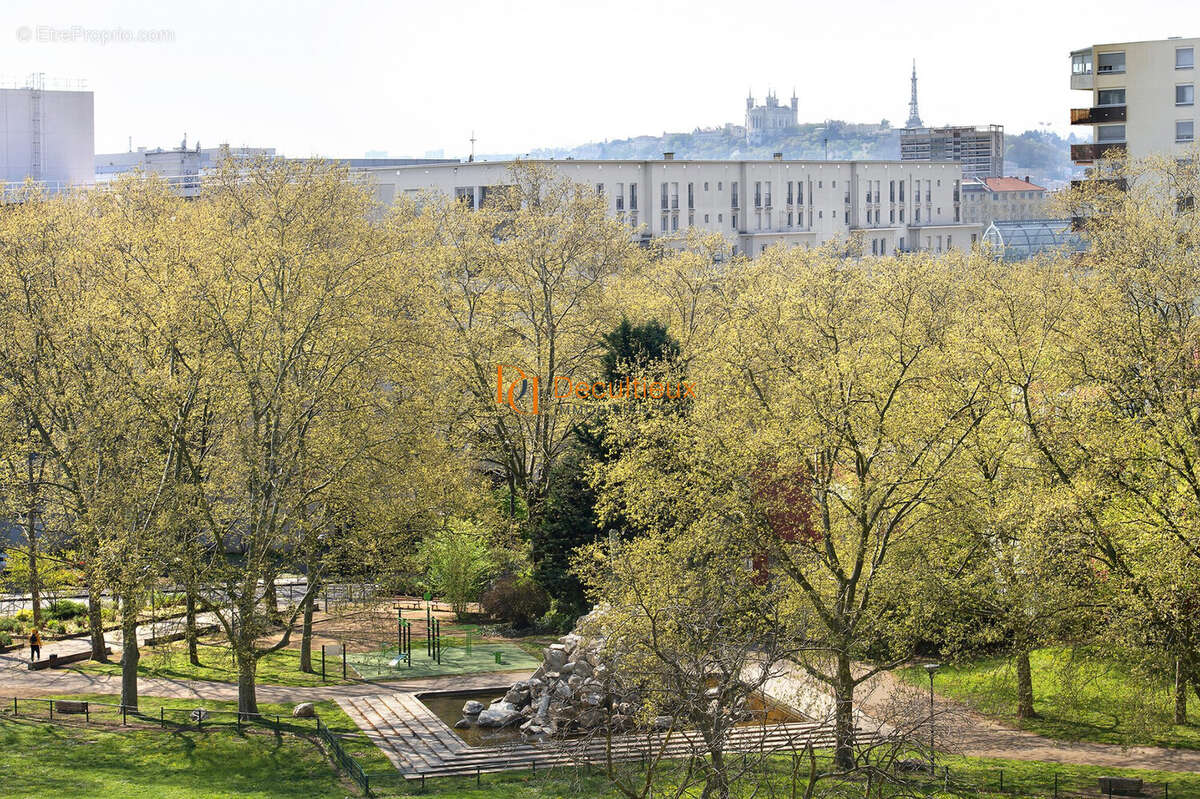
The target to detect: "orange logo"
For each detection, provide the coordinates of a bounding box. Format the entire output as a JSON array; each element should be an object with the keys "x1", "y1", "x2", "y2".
[
  {"x1": 496, "y1": 364, "x2": 694, "y2": 416},
  {"x1": 496, "y1": 364, "x2": 539, "y2": 415}
]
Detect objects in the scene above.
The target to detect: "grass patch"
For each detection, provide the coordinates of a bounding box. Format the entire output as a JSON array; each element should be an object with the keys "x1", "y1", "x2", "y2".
[
  {"x1": 71, "y1": 639, "x2": 355, "y2": 686},
  {"x1": 899, "y1": 647, "x2": 1200, "y2": 749},
  {"x1": 5, "y1": 694, "x2": 1200, "y2": 798}
]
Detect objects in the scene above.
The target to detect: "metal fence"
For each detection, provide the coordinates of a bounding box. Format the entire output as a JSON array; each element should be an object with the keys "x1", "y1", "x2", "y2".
[{"x1": 5, "y1": 696, "x2": 376, "y2": 796}]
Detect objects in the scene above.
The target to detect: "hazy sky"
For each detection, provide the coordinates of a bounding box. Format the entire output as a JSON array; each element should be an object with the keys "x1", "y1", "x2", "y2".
[{"x1": 4, "y1": 0, "x2": 1194, "y2": 158}]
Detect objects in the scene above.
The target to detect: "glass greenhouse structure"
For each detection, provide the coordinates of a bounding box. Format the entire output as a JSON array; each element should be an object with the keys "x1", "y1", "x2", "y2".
[{"x1": 980, "y1": 219, "x2": 1088, "y2": 262}]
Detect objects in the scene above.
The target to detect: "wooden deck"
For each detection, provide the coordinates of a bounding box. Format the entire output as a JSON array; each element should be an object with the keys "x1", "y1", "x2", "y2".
[{"x1": 338, "y1": 690, "x2": 873, "y2": 780}]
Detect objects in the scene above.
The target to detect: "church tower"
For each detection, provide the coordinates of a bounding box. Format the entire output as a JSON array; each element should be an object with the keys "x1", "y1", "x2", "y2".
[{"x1": 906, "y1": 59, "x2": 923, "y2": 128}]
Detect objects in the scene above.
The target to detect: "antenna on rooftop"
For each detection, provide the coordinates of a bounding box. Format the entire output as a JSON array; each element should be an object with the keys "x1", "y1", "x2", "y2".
[{"x1": 469, "y1": 131, "x2": 476, "y2": 163}]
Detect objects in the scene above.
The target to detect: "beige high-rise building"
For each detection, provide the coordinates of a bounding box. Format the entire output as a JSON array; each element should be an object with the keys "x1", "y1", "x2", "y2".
[
  {"x1": 363, "y1": 156, "x2": 981, "y2": 258},
  {"x1": 1069, "y1": 36, "x2": 1198, "y2": 164}
]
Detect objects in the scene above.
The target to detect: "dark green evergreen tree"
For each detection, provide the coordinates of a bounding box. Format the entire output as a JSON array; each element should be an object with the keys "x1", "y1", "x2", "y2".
[{"x1": 530, "y1": 318, "x2": 681, "y2": 618}]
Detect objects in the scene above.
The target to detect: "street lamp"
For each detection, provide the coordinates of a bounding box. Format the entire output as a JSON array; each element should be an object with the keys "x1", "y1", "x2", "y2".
[{"x1": 923, "y1": 663, "x2": 940, "y2": 777}]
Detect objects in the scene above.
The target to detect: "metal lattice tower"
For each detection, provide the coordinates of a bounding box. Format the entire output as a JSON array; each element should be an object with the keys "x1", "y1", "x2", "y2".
[{"x1": 906, "y1": 60, "x2": 923, "y2": 129}]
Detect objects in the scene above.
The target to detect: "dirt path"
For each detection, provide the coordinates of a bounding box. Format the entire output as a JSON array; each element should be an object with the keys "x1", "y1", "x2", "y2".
[{"x1": 853, "y1": 668, "x2": 1200, "y2": 773}]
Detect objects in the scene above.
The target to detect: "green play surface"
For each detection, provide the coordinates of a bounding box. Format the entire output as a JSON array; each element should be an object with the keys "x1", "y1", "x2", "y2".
[{"x1": 346, "y1": 641, "x2": 541, "y2": 680}]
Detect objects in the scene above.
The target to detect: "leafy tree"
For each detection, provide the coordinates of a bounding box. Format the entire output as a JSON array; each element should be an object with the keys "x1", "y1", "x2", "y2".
[{"x1": 420, "y1": 521, "x2": 495, "y2": 617}]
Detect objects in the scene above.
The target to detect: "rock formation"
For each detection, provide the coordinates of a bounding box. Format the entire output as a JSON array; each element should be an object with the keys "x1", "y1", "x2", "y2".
[{"x1": 454, "y1": 628, "x2": 644, "y2": 739}]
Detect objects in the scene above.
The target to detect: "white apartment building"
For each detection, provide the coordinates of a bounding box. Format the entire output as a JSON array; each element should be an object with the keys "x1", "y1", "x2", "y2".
[
  {"x1": 364, "y1": 157, "x2": 980, "y2": 257},
  {"x1": 1070, "y1": 36, "x2": 1199, "y2": 164},
  {"x1": 961, "y1": 177, "x2": 1048, "y2": 225},
  {"x1": 1, "y1": 84, "x2": 94, "y2": 189}
]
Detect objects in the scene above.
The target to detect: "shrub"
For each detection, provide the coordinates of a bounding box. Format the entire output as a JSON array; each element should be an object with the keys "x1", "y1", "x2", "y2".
[
  {"x1": 46, "y1": 620, "x2": 67, "y2": 635},
  {"x1": 16, "y1": 609, "x2": 32, "y2": 622},
  {"x1": 0, "y1": 631, "x2": 12, "y2": 648},
  {"x1": 420, "y1": 522, "x2": 495, "y2": 618},
  {"x1": 0, "y1": 616, "x2": 19, "y2": 633},
  {"x1": 481, "y1": 576, "x2": 550, "y2": 630},
  {"x1": 47, "y1": 599, "x2": 87, "y2": 621}
]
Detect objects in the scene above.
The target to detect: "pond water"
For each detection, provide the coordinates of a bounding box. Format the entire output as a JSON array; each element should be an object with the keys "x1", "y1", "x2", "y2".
[{"x1": 418, "y1": 688, "x2": 807, "y2": 749}]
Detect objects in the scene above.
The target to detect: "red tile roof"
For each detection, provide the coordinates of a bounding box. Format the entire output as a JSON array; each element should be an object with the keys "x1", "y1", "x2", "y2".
[{"x1": 983, "y1": 177, "x2": 1045, "y2": 192}]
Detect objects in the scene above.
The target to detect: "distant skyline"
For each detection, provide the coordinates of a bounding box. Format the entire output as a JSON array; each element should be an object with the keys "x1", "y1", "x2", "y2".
[{"x1": 4, "y1": 0, "x2": 1193, "y2": 160}]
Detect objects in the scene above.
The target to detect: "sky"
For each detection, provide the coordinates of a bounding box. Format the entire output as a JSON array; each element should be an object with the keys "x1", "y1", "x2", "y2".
[{"x1": 3, "y1": 0, "x2": 1194, "y2": 159}]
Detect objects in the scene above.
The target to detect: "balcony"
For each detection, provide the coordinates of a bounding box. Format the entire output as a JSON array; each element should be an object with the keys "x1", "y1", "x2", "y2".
[
  {"x1": 1071, "y1": 142, "x2": 1127, "y2": 163},
  {"x1": 1070, "y1": 105, "x2": 1126, "y2": 124},
  {"x1": 1070, "y1": 177, "x2": 1128, "y2": 191},
  {"x1": 1071, "y1": 72, "x2": 1093, "y2": 91}
]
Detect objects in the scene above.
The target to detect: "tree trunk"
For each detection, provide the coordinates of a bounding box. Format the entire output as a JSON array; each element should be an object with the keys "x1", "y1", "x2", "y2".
[
  {"x1": 185, "y1": 585, "x2": 200, "y2": 666},
  {"x1": 833, "y1": 654, "x2": 856, "y2": 770},
  {"x1": 299, "y1": 574, "x2": 318, "y2": 673},
  {"x1": 25, "y1": 500, "x2": 40, "y2": 627},
  {"x1": 236, "y1": 652, "x2": 258, "y2": 716},
  {"x1": 263, "y1": 572, "x2": 282, "y2": 625},
  {"x1": 88, "y1": 582, "x2": 108, "y2": 662},
  {"x1": 1175, "y1": 656, "x2": 1189, "y2": 725},
  {"x1": 701, "y1": 747, "x2": 730, "y2": 799},
  {"x1": 120, "y1": 592, "x2": 139, "y2": 712},
  {"x1": 1016, "y1": 649, "x2": 1037, "y2": 719}
]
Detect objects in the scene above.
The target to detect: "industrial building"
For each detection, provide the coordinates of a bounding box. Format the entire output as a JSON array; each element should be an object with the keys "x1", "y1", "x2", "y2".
[{"x1": 0, "y1": 77, "x2": 94, "y2": 191}]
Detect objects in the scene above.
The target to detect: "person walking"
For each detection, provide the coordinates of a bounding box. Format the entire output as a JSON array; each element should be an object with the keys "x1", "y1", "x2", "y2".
[{"x1": 29, "y1": 628, "x2": 41, "y2": 662}]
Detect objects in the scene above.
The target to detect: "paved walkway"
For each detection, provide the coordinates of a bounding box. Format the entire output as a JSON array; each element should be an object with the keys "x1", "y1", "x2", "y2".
[{"x1": 0, "y1": 658, "x2": 537, "y2": 702}]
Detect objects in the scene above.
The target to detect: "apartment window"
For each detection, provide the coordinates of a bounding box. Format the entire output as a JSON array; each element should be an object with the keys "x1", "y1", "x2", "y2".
[
  {"x1": 1097, "y1": 124, "x2": 1126, "y2": 142},
  {"x1": 630, "y1": 184, "x2": 637, "y2": 210},
  {"x1": 865, "y1": 186, "x2": 872, "y2": 203},
  {"x1": 900, "y1": 208, "x2": 905, "y2": 222},
  {"x1": 915, "y1": 207, "x2": 921, "y2": 222},
  {"x1": 596, "y1": 183, "x2": 604, "y2": 196},
  {"x1": 616, "y1": 182, "x2": 624, "y2": 211},
  {"x1": 889, "y1": 180, "x2": 895, "y2": 202},
  {"x1": 787, "y1": 211, "x2": 793, "y2": 226},
  {"x1": 704, "y1": 213, "x2": 709, "y2": 223},
  {"x1": 1177, "y1": 84, "x2": 1195, "y2": 106},
  {"x1": 717, "y1": 181, "x2": 723, "y2": 191},
  {"x1": 661, "y1": 183, "x2": 669, "y2": 210},
  {"x1": 1097, "y1": 88, "x2": 1126, "y2": 106},
  {"x1": 1178, "y1": 120, "x2": 1195, "y2": 143},
  {"x1": 899, "y1": 180, "x2": 905, "y2": 202},
  {"x1": 687, "y1": 183, "x2": 694, "y2": 209},
  {"x1": 718, "y1": 213, "x2": 723, "y2": 223},
  {"x1": 832, "y1": 181, "x2": 837, "y2": 188},
  {"x1": 1097, "y1": 51, "x2": 1125, "y2": 74},
  {"x1": 817, "y1": 180, "x2": 822, "y2": 188},
  {"x1": 1072, "y1": 52, "x2": 1093, "y2": 75},
  {"x1": 754, "y1": 181, "x2": 762, "y2": 207},
  {"x1": 688, "y1": 211, "x2": 694, "y2": 227},
  {"x1": 671, "y1": 182, "x2": 679, "y2": 210},
  {"x1": 703, "y1": 182, "x2": 709, "y2": 191},
  {"x1": 661, "y1": 214, "x2": 669, "y2": 231},
  {"x1": 672, "y1": 214, "x2": 679, "y2": 232},
  {"x1": 947, "y1": 235, "x2": 952, "y2": 249},
  {"x1": 765, "y1": 181, "x2": 772, "y2": 207},
  {"x1": 731, "y1": 182, "x2": 739, "y2": 207},
  {"x1": 890, "y1": 209, "x2": 895, "y2": 223},
  {"x1": 787, "y1": 181, "x2": 794, "y2": 205},
  {"x1": 1178, "y1": 47, "x2": 1195, "y2": 70},
  {"x1": 798, "y1": 182, "x2": 804, "y2": 205},
  {"x1": 731, "y1": 212, "x2": 737, "y2": 230}
]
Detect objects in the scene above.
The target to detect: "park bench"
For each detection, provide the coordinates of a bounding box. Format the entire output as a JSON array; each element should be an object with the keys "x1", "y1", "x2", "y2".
[{"x1": 1098, "y1": 777, "x2": 1144, "y2": 796}]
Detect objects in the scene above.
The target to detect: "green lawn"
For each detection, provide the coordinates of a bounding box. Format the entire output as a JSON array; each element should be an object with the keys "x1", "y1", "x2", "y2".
[
  {"x1": 899, "y1": 647, "x2": 1200, "y2": 749},
  {"x1": 5, "y1": 694, "x2": 1200, "y2": 798},
  {"x1": 72, "y1": 640, "x2": 356, "y2": 686}
]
